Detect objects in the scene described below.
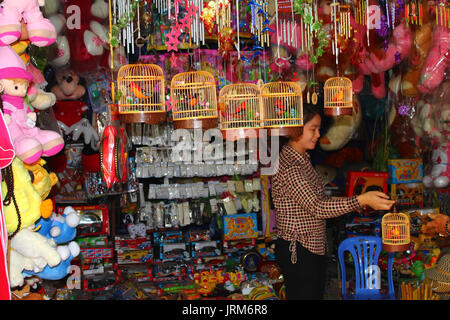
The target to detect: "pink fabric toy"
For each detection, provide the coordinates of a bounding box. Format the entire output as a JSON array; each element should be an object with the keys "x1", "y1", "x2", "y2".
[
  {"x1": 0, "y1": 46, "x2": 63, "y2": 164},
  {"x1": 0, "y1": 0, "x2": 56, "y2": 47},
  {"x1": 418, "y1": 25, "x2": 450, "y2": 94}
]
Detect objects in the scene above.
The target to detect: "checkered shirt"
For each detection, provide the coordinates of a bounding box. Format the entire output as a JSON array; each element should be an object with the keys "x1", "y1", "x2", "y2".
[{"x1": 271, "y1": 145, "x2": 361, "y2": 263}]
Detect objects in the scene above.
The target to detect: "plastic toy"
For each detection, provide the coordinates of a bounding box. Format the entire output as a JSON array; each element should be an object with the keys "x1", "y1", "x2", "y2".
[
  {"x1": 0, "y1": 46, "x2": 64, "y2": 164},
  {"x1": 418, "y1": 25, "x2": 450, "y2": 94},
  {"x1": 223, "y1": 213, "x2": 258, "y2": 240},
  {"x1": 0, "y1": 0, "x2": 56, "y2": 47}
]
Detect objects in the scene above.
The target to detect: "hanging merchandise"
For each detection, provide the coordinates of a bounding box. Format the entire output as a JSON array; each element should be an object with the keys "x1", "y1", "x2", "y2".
[
  {"x1": 382, "y1": 208, "x2": 411, "y2": 252},
  {"x1": 117, "y1": 64, "x2": 166, "y2": 124},
  {"x1": 323, "y1": 76, "x2": 353, "y2": 116},
  {"x1": 218, "y1": 83, "x2": 262, "y2": 140},
  {"x1": 170, "y1": 71, "x2": 219, "y2": 130},
  {"x1": 261, "y1": 81, "x2": 303, "y2": 137}
]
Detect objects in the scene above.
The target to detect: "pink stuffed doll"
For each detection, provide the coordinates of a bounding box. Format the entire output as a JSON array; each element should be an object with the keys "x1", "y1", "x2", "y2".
[
  {"x1": 418, "y1": 25, "x2": 450, "y2": 94},
  {"x1": 0, "y1": 45, "x2": 64, "y2": 164},
  {"x1": 0, "y1": 0, "x2": 56, "y2": 47}
]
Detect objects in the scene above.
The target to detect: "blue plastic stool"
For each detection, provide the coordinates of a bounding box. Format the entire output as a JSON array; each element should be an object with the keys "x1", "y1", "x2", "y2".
[{"x1": 338, "y1": 236, "x2": 395, "y2": 300}]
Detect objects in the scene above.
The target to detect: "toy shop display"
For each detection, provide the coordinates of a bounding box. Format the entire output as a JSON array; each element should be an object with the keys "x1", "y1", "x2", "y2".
[{"x1": 0, "y1": 0, "x2": 448, "y2": 302}]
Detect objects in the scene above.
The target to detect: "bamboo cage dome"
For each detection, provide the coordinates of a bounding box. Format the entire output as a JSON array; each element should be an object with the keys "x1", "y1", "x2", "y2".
[
  {"x1": 117, "y1": 64, "x2": 166, "y2": 124},
  {"x1": 382, "y1": 212, "x2": 411, "y2": 253},
  {"x1": 324, "y1": 76, "x2": 353, "y2": 116},
  {"x1": 218, "y1": 83, "x2": 262, "y2": 140},
  {"x1": 260, "y1": 81, "x2": 303, "y2": 136},
  {"x1": 170, "y1": 71, "x2": 218, "y2": 129}
]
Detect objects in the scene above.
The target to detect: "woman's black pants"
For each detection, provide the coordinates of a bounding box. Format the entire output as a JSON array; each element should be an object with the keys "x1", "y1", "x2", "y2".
[{"x1": 275, "y1": 238, "x2": 327, "y2": 300}]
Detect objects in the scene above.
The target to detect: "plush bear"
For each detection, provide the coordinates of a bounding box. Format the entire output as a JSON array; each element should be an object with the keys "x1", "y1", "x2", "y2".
[
  {"x1": 0, "y1": 46, "x2": 64, "y2": 164},
  {"x1": 50, "y1": 68, "x2": 88, "y2": 128},
  {"x1": 319, "y1": 95, "x2": 362, "y2": 151},
  {"x1": 423, "y1": 142, "x2": 450, "y2": 189},
  {"x1": 0, "y1": 0, "x2": 56, "y2": 47}
]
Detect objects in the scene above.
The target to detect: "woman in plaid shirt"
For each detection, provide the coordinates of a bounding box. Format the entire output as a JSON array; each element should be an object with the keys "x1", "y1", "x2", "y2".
[{"x1": 272, "y1": 105, "x2": 395, "y2": 300}]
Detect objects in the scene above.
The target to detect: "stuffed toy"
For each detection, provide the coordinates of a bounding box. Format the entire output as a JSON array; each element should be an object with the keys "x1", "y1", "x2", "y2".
[
  {"x1": 50, "y1": 68, "x2": 88, "y2": 128},
  {"x1": 423, "y1": 142, "x2": 450, "y2": 189},
  {"x1": 0, "y1": 46, "x2": 64, "y2": 164},
  {"x1": 22, "y1": 240, "x2": 80, "y2": 281},
  {"x1": 401, "y1": 2, "x2": 433, "y2": 97},
  {"x1": 24, "y1": 159, "x2": 58, "y2": 219},
  {"x1": 9, "y1": 227, "x2": 62, "y2": 287},
  {"x1": 0, "y1": 0, "x2": 56, "y2": 47},
  {"x1": 11, "y1": 39, "x2": 57, "y2": 111},
  {"x1": 64, "y1": 118, "x2": 100, "y2": 150},
  {"x1": 2, "y1": 157, "x2": 42, "y2": 235},
  {"x1": 319, "y1": 95, "x2": 362, "y2": 151},
  {"x1": 62, "y1": 0, "x2": 110, "y2": 73},
  {"x1": 418, "y1": 24, "x2": 450, "y2": 94},
  {"x1": 35, "y1": 206, "x2": 80, "y2": 244},
  {"x1": 48, "y1": 13, "x2": 70, "y2": 68}
]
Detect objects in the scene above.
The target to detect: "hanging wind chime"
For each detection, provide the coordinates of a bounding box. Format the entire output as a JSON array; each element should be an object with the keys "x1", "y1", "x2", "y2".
[
  {"x1": 405, "y1": 0, "x2": 423, "y2": 27},
  {"x1": 435, "y1": 0, "x2": 449, "y2": 28}
]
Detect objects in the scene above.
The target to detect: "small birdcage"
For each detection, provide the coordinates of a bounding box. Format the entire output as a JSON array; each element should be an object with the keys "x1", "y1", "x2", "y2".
[
  {"x1": 260, "y1": 82, "x2": 303, "y2": 137},
  {"x1": 382, "y1": 211, "x2": 411, "y2": 253},
  {"x1": 171, "y1": 71, "x2": 218, "y2": 130},
  {"x1": 218, "y1": 83, "x2": 262, "y2": 141},
  {"x1": 117, "y1": 64, "x2": 166, "y2": 124},
  {"x1": 324, "y1": 77, "x2": 353, "y2": 116}
]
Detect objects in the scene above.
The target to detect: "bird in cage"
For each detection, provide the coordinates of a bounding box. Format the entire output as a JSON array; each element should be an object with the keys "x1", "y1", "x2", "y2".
[
  {"x1": 275, "y1": 99, "x2": 287, "y2": 114},
  {"x1": 330, "y1": 87, "x2": 345, "y2": 103},
  {"x1": 232, "y1": 102, "x2": 247, "y2": 119},
  {"x1": 130, "y1": 82, "x2": 151, "y2": 99}
]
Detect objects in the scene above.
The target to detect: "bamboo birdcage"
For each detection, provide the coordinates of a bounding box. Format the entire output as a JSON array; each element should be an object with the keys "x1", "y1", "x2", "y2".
[
  {"x1": 117, "y1": 64, "x2": 166, "y2": 124},
  {"x1": 170, "y1": 71, "x2": 218, "y2": 130},
  {"x1": 218, "y1": 83, "x2": 262, "y2": 141},
  {"x1": 260, "y1": 82, "x2": 303, "y2": 137},
  {"x1": 324, "y1": 77, "x2": 353, "y2": 116},
  {"x1": 382, "y1": 211, "x2": 411, "y2": 253}
]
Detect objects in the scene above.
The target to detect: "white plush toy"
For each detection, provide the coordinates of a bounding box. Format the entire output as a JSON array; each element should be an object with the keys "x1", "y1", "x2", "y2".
[
  {"x1": 423, "y1": 142, "x2": 450, "y2": 189},
  {"x1": 319, "y1": 95, "x2": 362, "y2": 151}
]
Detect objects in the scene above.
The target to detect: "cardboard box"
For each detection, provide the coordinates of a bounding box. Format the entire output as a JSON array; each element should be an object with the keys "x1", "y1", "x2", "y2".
[
  {"x1": 114, "y1": 236, "x2": 152, "y2": 250},
  {"x1": 390, "y1": 183, "x2": 424, "y2": 208},
  {"x1": 116, "y1": 249, "x2": 154, "y2": 264},
  {"x1": 345, "y1": 171, "x2": 389, "y2": 197},
  {"x1": 387, "y1": 159, "x2": 423, "y2": 184},
  {"x1": 223, "y1": 213, "x2": 258, "y2": 240}
]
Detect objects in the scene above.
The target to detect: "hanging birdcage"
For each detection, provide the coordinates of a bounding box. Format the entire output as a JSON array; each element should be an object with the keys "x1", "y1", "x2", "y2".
[
  {"x1": 170, "y1": 71, "x2": 218, "y2": 130},
  {"x1": 261, "y1": 81, "x2": 303, "y2": 137},
  {"x1": 324, "y1": 76, "x2": 353, "y2": 116},
  {"x1": 218, "y1": 83, "x2": 262, "y2": 141},
  {"x1": 382, "y1": 211, "x2": 411, "y2": 253},
  {"x1": 117, "y1": 64, "x2": 166, "y2": 124}
]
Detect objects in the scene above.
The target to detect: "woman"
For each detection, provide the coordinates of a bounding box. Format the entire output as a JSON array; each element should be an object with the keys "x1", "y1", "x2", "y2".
[{"x1": 271, "y1": 105, "x2": 395, "y2": 300}]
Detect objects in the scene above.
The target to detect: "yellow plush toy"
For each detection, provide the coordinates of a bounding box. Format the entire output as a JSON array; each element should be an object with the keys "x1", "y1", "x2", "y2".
[
  {"x1": 24, "y1": 159, "x2": 58, "y2": 219},
  {"x1": 2, "y1": 157, "x2": 42, "y2": 235}
]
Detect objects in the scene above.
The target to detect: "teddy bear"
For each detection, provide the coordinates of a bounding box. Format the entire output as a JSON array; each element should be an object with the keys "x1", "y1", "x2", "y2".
[
  {"x1": 0, "y1": 0, "x2": 56, "y2": 47},
  {"x1": 319, "y1": 95, "x2": 362, "y2": 151},
  {"x1": 50, "y1": 68, "x2": 88, "y2": 128},
  {"x1": 0, "y1": 45, "x2": 64, "y2": 164},
  {"x1": 423, "y1": 142, "x2": 450, "y2": 189}
]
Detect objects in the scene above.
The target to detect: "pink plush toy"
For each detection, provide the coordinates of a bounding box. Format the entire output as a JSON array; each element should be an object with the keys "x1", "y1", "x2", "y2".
[
  {"x1": 423, "y1": 142, "x2": 450, "y2": 189},
  {"x1": 0, "y1": 46, "x2": 63, "y2": 164},
  {"x1": 418, "y1": 25, "x2": 450, "y2": 94},
  {"x1": 0, "y1": 0, "x2": 56, "y2": 47}
]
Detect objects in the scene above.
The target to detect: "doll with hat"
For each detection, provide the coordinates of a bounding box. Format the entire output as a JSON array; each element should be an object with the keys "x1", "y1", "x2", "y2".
[{"x1": 0, "y1": 45, "x2": 64, "y2": 164}]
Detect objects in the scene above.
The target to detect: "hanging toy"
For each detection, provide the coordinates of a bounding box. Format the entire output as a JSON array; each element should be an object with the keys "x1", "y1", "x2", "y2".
[{"x1": 100, "y1": 125, "x2": 128, "y2": 189}]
